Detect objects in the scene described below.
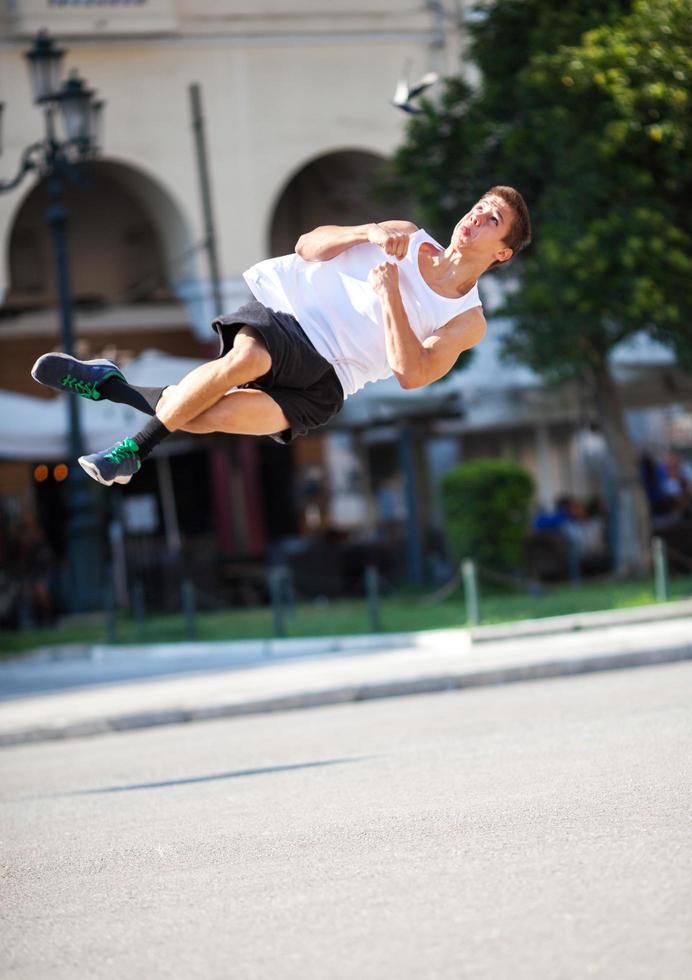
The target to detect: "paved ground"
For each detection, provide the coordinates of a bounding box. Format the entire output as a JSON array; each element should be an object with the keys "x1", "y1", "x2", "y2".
[{"x1": 2, "y1": 661, "x2": 691, "y2": 979}]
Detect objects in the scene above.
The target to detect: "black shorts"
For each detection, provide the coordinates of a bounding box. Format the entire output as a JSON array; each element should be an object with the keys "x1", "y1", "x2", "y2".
[{"x1": 212, "y1": 301, "x2": 344, "y2": 445}]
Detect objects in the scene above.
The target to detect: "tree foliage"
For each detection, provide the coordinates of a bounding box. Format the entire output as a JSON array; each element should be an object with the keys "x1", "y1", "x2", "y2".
[{"x1": 390, "y1": 0, "x2": 692, "y2": 379}]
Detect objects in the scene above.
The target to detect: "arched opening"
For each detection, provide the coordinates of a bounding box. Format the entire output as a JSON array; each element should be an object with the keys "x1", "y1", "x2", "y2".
[
  {"x1": 265, "y1": 149, "x2": 412, "y2": 548},
  {"x1": 268, "y1": 149, "x2": 409, "y2": 257},
  {"x1": 4, "y1": 159, "x2": 195, "y2": 312}
]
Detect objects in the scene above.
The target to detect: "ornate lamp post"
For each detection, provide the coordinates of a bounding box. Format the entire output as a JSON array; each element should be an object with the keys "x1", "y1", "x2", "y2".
[{"x1": 1, "y1": 31, "x2": 106, "y2": 612}]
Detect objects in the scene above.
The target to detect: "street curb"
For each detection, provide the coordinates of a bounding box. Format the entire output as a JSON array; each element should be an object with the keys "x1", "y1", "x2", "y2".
[
  {"x1": 469, "y1": 597, "x2": 692, "y2": 643},
  {"x1": 4, "y1": 629, "x2": 457, "y2": 666},
  {"x1": 2, "y1": 642, "x2": 690, "y2": 748},
  {"x1": 7, "y1": 597, "x2": 692, "y2": 666}
]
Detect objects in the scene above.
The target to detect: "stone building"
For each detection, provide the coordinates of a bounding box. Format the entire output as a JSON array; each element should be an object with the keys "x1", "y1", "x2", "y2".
[
  {"x1": 2, "y1": 2, "x2": 689, "y2": 610},
  {"x1": 0, "y1": 1, "x2": 468, "y2": 604}
]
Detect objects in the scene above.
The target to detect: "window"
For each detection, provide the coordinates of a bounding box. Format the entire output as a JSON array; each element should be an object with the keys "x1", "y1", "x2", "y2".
[{"x1": 48, "y1": 1, "x2": 146, "y2": 7}]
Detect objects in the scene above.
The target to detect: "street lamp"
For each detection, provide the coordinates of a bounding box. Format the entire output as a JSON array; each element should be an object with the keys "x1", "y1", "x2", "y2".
[
  {"x1": 24, "y1": 30, "x2": 65, "y2": 102},
  {"x1": 1, "y1": 30, "x2": 106, "y2": 612}
]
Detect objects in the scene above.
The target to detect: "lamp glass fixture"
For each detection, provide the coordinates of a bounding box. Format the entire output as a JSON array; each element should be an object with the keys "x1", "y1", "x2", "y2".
[
  {"x1": 25, "y1": 31, "x2": 65, "y2": 103},
  {"x1": 57, "y1": 71, "x2": 94, "y2": 146}
]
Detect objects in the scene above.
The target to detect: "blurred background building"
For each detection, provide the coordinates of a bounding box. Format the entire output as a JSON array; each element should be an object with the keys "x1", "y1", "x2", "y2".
[
  {"x1": 0, "y1": 1, "x2": 467, "y2": 609},
  {"x1": 0, "y1": 1, "x2": 690, "y2": 616}
]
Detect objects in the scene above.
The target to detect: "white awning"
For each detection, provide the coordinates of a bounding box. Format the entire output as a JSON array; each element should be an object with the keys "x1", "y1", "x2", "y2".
[
  {"x1": 0, "y1": 350, "x2": 204, "y2": 461},
  {"x1": 2, "y1": 343, "x2": 690, "y2": 459}
]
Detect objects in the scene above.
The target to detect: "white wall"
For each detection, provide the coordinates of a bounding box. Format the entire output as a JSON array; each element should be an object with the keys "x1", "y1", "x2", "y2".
[{"x1": 0, "y1": 2, "x2": 466, "y2": 311}]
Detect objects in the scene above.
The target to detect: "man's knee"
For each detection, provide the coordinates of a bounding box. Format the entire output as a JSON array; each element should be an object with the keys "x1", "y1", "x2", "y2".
[
  {"x1": 156, "y1": 384, "x2": 174, "y2": 413},
  {"x1": 223, "y1": 327, "x2": 272, "y2": 381}
]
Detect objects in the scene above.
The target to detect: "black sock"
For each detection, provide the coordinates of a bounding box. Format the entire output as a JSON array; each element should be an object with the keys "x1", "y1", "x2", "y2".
[
  {"x1": 132, "y1": 416, "x2": 170, "y2": 461},
  {"x1": 100, "y1": 378, "x2": 166, "y2": 416}
]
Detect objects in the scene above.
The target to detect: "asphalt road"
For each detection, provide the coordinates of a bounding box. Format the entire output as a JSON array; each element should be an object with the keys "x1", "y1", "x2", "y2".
[{"x1": 2, "y1": 662, "x2": 691, "y2": 980}]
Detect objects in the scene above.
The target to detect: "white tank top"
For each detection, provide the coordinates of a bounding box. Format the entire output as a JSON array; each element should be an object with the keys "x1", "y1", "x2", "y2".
[{"x1": 243, "y1": 229, "x2": 482, "y2": 398}]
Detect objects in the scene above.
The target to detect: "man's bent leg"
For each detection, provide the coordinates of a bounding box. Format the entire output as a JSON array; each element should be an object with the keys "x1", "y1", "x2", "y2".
[
  {"x1": 180, "y1": 388, "x2": 290, "y2": 436},
  {"x1": 78, "y1": 327, "x2": 274, "y2": 487},
  {"x1": 156, "y1": 327, "x2": 272, "y2": 432}
]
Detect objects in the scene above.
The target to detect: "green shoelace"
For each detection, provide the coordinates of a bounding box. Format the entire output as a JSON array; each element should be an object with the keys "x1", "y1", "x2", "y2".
[
  {"x1": 104, "y1": 437, "x2": 140, "y2": 464},
  {"x1": 60, "y1": 373, "x2": 102, "y2": 400}
]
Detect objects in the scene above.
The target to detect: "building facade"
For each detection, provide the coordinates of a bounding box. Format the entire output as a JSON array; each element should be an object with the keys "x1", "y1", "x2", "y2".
[
  {"x1": 0, "y1": 1, "x2": 470, "y2": 609},
  {"x1": 3, "y1": 3, "x2": 688, "y2": 616}
]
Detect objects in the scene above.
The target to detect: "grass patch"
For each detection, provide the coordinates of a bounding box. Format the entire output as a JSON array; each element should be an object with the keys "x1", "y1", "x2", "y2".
[
  {"x1": 471, "y1": 576, "x2": 691, "y2": 624},
  {"x1": 1, "y1": 574, "x2": 690, "y2": 658}
]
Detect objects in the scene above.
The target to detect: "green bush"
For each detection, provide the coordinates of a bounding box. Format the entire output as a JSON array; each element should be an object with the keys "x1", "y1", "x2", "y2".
[{"x1": 441, "y1": 459, "x2": 535, "y2": 573}]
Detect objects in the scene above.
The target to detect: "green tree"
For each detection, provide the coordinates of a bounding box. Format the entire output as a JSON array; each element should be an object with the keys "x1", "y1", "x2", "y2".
[{"x1": 391, "y1": 0, "x2": 692, "y2": 574}]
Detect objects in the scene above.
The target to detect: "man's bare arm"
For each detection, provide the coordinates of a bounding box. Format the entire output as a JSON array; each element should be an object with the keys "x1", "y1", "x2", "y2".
[
  {"x1": 414, "y1": 309, "x2": 486, "y2": 387},
  {"x1": 368, "y1": 262, "x2": 486, "y2": 389},
  {"x1": 295, "y1": 220, "x2": 418, "y2": 262}
]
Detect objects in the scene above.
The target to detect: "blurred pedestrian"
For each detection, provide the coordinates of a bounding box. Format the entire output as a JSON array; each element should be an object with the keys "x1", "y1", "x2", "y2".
[
  {"x1": 640, "y1": 452, "x2": 670, "y2": 518},
  {"x1": 13, "y1": 515, "x2": 57, "y2": 628},
  {"x1": 663, "y1": 452, "x2": 691, "y2": 519}
]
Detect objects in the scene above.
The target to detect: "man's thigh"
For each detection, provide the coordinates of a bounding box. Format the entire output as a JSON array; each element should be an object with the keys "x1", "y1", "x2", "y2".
[{"x1": 183, "y1": 388, "x2": 290, "y2": 436}]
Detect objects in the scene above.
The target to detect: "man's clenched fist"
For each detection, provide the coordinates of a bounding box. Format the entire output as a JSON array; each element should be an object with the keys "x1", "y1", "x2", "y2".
[
  {"x1": 367, "y1": 223, "x2": 410, "y2": 259},
  {"x1": 368, "y1": 261, "x2": 400, "y2": 297}
]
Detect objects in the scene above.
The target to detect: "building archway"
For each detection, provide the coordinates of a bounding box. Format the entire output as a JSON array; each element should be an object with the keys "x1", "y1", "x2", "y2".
[
  {"x1": 265, "y1": 148, "x2": 412, "y2": 547},
  {"x1": 4, "y1": 158, "x2": 196, "y2": 311},
  {"x1": 268, "y1": 148, "x2": 409, "y2": 257}
]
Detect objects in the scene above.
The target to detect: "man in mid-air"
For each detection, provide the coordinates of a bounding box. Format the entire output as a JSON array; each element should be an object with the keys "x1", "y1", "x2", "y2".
[{"x1": 31, "y1": 185, "x2": 531, "y2": 485}]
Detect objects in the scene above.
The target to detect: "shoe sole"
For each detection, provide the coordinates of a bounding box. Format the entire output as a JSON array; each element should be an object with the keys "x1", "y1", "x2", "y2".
[
  {"x1": 31, "y1": 353, "x2": 124, "y2": 391},
  {"x1": 78, "y1": 456, "x2": 134, "y2": 487}
]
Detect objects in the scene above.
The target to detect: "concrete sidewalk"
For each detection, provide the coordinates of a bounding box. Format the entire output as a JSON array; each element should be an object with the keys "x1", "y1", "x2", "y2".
[{"x1": 1, "y1": 605, "x2": 691, "y2": 747}]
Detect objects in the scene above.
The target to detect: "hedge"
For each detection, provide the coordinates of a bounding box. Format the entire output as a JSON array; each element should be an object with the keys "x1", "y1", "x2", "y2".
[{"x1": 441, "y1": 458, "x2": 535, "y2": 574}]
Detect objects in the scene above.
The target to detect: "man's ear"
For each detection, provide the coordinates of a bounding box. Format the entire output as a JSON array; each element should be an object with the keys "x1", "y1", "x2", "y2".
[{"x1": 496, "y1": 246, "x2": 513, "y2": 264}]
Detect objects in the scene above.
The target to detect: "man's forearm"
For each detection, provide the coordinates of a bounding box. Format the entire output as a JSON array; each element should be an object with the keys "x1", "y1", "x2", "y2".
[
  {"x1": 380, "y1": 287, "x2": 425, "y2": 389},
  {"x1": 295, "y1": 224, "x2": 376, "y2": 262}
]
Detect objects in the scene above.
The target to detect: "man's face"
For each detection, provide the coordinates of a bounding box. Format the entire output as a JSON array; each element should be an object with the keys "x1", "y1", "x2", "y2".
[{"x1": 451, "y1": 195, "x2": 515, "y2": 265}]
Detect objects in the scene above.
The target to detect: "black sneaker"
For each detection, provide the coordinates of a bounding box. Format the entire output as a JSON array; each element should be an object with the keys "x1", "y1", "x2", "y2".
[{"x1": 31, "y1": 353, "x2": 125, "y2": 401}]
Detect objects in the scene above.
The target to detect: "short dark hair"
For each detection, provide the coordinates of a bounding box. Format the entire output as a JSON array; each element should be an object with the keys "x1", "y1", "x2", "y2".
[{"x1": 483, "y1": 185, "x2": 532, "y2": 258}]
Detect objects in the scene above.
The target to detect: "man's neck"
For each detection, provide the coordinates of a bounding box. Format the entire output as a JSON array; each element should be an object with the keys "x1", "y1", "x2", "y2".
[{"x1": 435, "y1": 245, "x2": 485, "y2": 297}]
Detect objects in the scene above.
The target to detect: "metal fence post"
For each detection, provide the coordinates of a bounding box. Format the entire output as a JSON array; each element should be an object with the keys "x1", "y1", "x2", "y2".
[
  {"x1": 652, "y1": 537, "x2": 668, "y2": 602},
  {"x1": 104, "y1": 578, "x2": 117, "y2": 644},
  {"x1": 566, "y1": 534, "x2": 581, "y2": 586},
  {"x1": 181, "y1": 578, "x2": 197, "y2": 640},
  {"x1": 282, "y1": 566, "x2": 296, "y2": 621},
  {"x1": 365, "y1": 564, "x2": 382, "y2": 633},
  {"x1": 461, "y1": 559, "x2": 480, "y2": 627},
  {"x1": 132, "y1": 580, "x2": 146, "y2": 640},
  {"x1": 269, "y1": 566, "x2": 286, "y2": 638}
]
